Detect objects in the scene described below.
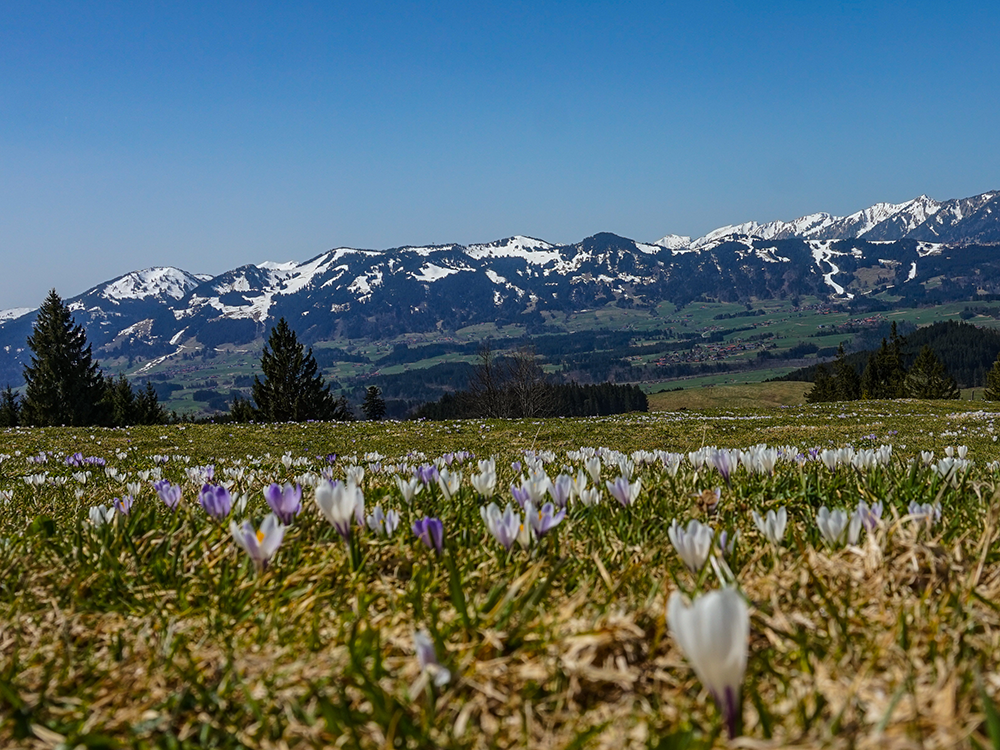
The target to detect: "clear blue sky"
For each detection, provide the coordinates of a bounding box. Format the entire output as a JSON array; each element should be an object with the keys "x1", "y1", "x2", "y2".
[{"x1": 2, "y1": 0, "x2": 999, "y2": 309}]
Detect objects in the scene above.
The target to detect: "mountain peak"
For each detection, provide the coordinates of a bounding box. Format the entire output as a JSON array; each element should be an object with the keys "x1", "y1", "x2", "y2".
[{"x1": 98, "y1": 267, "x2": 204, "y2": 302}]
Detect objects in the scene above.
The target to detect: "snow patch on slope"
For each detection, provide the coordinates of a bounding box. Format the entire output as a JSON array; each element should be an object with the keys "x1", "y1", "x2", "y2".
[
  {"x1": 809, "y1": 241, "x2": 853, "y2": 298},
  {"x1": 412, "y1": 264, "x2": 461, "y2": 283},
  {"x1": 466, "y1": 236, "x2": 559, "y2": 264},
  {"x1": 0, "y1": 307, "x2": 33, "y2": 322}
]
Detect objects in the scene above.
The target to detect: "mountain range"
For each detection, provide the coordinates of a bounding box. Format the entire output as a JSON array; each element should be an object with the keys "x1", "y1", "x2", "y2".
[{"x1": 1, "y1": 189, "x2": 998, "y2": 386}]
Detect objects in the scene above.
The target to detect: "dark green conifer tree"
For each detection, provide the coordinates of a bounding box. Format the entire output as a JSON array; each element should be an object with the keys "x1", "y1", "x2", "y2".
[
  {"x1": 905, "y1": 345, "x2": 960, "y2": 399},
  {"x1": 230, "y1": 394, "x2": 256, "y2": 423},
  {"x1": 249, "y1": 318, "x2": 352, "y2": 422},
  {"x1": 361, "y1": 385, "x2": 386, "y2": 421},
  {"x1": 806, "y1": 364, "x2": 835, "y2": 403},
  {"x1": 985, "y1": 351, "x2": 1000, "y2": 401},
  {"x1": 21, "y1": 290, "x2": 108, "y2": 426},
  {"x1": 105, "y1": 373, "x2": 137, "y2": 426},
  {"x1": 0, "y1": 386, "x2": 20, "y2": 427},
  {"x1": 860, "y1": 336, "x2": 907, "y2": 399},
  {"x1": 135, "y1": 381, "x2": 168, "y2": 424},
  {"x1": 832, "y1": 343, "x2": 861, "y2": 401}
]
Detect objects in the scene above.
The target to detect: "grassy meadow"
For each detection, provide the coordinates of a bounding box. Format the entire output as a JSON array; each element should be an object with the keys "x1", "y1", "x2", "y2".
[{"x1": 2, "y1": 401, "x2": 1000, "y2": 748}]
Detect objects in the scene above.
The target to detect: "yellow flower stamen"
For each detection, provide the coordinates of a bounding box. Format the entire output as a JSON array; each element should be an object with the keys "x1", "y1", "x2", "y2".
[{"x1": 256, "y1": 529, "x2": 265, "y2": 544}]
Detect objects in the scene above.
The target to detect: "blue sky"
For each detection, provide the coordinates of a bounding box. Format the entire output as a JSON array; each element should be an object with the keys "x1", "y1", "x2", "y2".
[{"x1": 2, "y1": 0, "x2": 999, "y2": 308}]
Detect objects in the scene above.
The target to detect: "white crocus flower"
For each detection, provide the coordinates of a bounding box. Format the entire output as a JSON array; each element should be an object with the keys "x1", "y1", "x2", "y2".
[
  {"x1": 816, "y1": 506, "x2": 860, "y2": 546},
  {"x1": 315, "y1": 480, "x2": 363, "y2": 541},
  {"x1": 89, "y1": 505, "x2": 114, "y2": 527},
  {"x1": 578, "y1": 486, "x2": 602, "y2": 507},
  {"x1": 436, "y1": 468, "x2": 462, "y2": 501},
  {"x1": 668, "y1": 519, "x2": 715, "y2": 574},
  {"x1": 395, "y1": 475, "x2": 423, "y2": 504},
  {"x1": 667, "y1": 587, "x2": 749, "y2": 738},
  {"x1": 751, "y1": 507, "x2": 787, "y2": 546},
  {"x1": 346, "y1": 465, "x2": 365, "y2": 486},
  {"x1": 470, "y1": 467, "x2": 496, "y2": 498},
  {"x1": 230, "y1": 513, "x2": 285, "y2": 571}
]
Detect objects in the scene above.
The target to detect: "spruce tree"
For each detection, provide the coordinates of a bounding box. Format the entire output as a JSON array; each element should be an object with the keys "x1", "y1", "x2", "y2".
[
  {"x1": 905, "y1": 345, "x2": 960, "y2": 399},
  {"x1": 985, "y1": 352, "x2": 1000, "y2": 401},
  {"x1": 361, "y1": 385, "x2": 386, "y2": 421},
  {"x1": 135, "y1": 381, "x2": 168, "y2": 425},
  {"x1": 860, "y1": 335, "x2": 907, "y2": 400},
  {"x1": 230, "y1": 394, "x2": 257, "y2": 423},
  {"x1": 250, "y1": 318, "x2": 351, "y2": 422},
  {"x1": 885, "y1": 321, "x2": 907, "y2": 398},
  {"x1": 0, "y1": 386, "x2": 20, "y2": 427},
  {"x1": 806, "y1": 364, "x2": 835, "y2": 403},
  {"x1": 105, "y1": 373, "x2": 137, "y2": 426},
  {"x1": 832, "y1": 343, "x2": 860, "y2": 401},
  {"x1": 22, "y1": 290, "x2": 108, "y2": 426}
]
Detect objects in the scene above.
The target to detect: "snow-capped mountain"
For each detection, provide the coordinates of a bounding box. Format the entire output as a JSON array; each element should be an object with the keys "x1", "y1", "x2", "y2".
[
  {"x1": 667, "y1": 190, "x2": 1000, "y2": 250},
  {"x1": 1, "y1": 190, "x2": 998, "y2": 385}
]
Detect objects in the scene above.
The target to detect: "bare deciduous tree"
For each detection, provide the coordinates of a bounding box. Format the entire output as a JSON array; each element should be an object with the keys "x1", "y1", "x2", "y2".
[{"x1": 466, "y1": 342, "x2": 551, "y2": 418}]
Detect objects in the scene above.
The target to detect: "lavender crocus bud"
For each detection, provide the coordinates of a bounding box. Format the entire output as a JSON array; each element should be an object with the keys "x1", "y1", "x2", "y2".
[
  {"x1": 199, "y1": 484, "x2": 233, "y2": 520},
  {"x1": 264, "y1": 482, "x2": 302, "y2": 525},
  {"x1": 153, "y1": 479, "x2": 182, "y2": 511},
  {"x1": 412, "y1": 516, "x2": 444, "y2": 556}
]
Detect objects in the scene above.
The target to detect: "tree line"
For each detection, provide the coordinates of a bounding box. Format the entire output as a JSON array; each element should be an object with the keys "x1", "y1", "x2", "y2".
[
  {"x1": 412, "y1": 343, "x2": 648, "y2": 420},
  {"x1": 807, "y1": 321, "x2": 964, "y2": 402}
]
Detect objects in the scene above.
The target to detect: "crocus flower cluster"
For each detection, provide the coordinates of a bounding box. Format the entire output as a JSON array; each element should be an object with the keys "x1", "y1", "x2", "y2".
[
  {"x1": 480, "y1": 502, "x2": 525, "y2": 551},
  {"x1": 366, "y1": 504, "x2": 400, "y2": 536},
  {"x1": 816, "y1": 498, "x2": 883, "y2": 547}
]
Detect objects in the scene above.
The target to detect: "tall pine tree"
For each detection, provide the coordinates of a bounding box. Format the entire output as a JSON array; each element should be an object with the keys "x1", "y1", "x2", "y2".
[
  {"x1": 22, "y1": 290, "x2": 108, "y2": 426},
  {"x1": 249, "y1": 318, "x2": 352, "y2": 422},
  {"x1": 0, "y1": 386, "x2": 19, "y2": 427},
  {"x1": 904, "y1": 345, "x2": 960, "y2": 399},
  {"x1": 806, "y1": 363, "x2": 835, "y2": 403},
  {"x1": 985, "y1": 351, "x2": 1000, "y2": 401},
  {"x1": 361, "y1": 385, "x2": 386, "y2": 421},
  {"x1": 832, "y1": 343, "x2": 861, "y2": 401}
]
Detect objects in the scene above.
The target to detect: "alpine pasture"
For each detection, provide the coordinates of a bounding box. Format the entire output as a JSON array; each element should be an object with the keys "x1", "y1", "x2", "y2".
[{"x1": 2, "y1": 401, "x2": 1000, "y2": 749}]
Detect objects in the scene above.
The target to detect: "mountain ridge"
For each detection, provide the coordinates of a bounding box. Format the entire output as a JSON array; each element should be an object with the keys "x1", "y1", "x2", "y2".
[{"x1": 2, "y1": 190, "x2": 999, "y2": 387}]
